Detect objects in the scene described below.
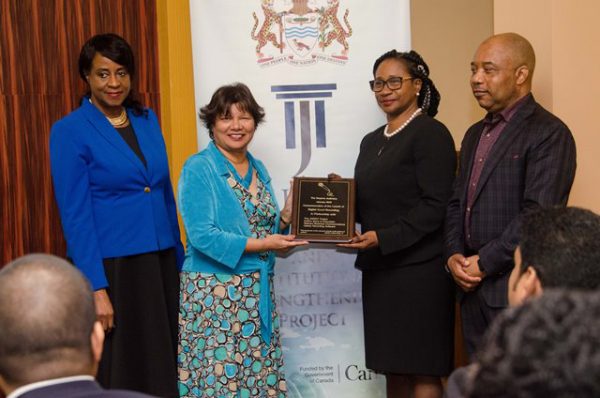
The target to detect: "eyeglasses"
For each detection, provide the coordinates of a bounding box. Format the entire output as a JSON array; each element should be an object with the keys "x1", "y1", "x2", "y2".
[{"x1": 369, "y1": 77, "x2": 415, "y2": 92}]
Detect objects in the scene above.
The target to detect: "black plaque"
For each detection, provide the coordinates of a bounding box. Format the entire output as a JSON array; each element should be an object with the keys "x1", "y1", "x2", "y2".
[{"x1": 291, "y1": 177, "x2": 355, "y2": 242}]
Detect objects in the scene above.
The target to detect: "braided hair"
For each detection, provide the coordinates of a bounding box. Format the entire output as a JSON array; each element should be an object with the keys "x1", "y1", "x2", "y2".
[{"x1": 372, "y1": 49, "x2": 441, "y2": 117}]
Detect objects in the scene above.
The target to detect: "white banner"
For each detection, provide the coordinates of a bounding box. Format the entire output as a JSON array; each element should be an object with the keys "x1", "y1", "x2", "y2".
[{"x1": 189, "y1": 1, "x2": 411, "y2": 396}]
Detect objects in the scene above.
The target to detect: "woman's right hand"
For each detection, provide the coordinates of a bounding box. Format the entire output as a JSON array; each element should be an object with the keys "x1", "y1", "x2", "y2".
[
  {"x1": 94, "y1": 289, "x2": 115, "y2": 331},
  {"x1": 246, "y1": 235, "x2": 308, "y2": 253},
  {"x1": 337, "y1": 230, "x2": 379, "y2": 250}
]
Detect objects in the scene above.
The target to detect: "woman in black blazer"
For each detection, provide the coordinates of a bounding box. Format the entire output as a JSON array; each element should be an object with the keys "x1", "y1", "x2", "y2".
[{"x1": 338, "y1": 50, "x2": 456, "y2": 398}]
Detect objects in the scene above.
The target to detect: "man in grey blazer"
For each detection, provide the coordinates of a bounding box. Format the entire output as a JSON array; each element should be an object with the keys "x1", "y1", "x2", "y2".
[
  {"x1": 444, "y1": 32, "x2": 576, "y2": 355},
  {"x1": 0, "y1": 254, "x2": 154, "y2": 398}
]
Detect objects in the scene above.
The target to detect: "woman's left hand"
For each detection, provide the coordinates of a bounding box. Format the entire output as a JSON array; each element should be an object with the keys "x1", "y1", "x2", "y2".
[
  {"x1": 337, "y1": 230, "x2": 379, "y2": 250},
  {"x1": 280, "y1": 180, "x2": 294, "y2": 224}
]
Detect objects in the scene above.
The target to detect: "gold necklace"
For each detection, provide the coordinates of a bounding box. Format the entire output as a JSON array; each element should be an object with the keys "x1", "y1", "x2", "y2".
[
  {"x1": 88, "y1": 98, "x2": 129, "y2": 128},
  {"x1": 107, "y1": 108, "x2": 129, "y2": 128}
]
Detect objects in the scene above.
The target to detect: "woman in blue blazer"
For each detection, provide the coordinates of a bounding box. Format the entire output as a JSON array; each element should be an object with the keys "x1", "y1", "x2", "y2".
[
  {"x1": 49, "y1": 34, "x2": 183, "y2": 398},
  {"x1": 177, "y1": 83, "x2": 307, "y2": 397}
]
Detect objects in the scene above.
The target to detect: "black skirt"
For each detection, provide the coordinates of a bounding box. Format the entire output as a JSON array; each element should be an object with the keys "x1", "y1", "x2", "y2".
[
  {"x1": 362, "y1": 256, "x2": 455, "y2": 376},
  {"x1": 96, "y1": 248, "x2": 179, "y2": 397}
]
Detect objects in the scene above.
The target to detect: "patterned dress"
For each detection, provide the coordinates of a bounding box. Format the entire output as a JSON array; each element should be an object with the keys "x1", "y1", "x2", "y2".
[{"x1": 178, "y1": 176, "x2": 287, "y2": 398}]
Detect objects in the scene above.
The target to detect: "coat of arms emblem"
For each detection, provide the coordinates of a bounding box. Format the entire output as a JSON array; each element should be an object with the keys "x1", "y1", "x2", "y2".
[{"x1": 251, "y1": 0, "x2": 352, "y2": 66}]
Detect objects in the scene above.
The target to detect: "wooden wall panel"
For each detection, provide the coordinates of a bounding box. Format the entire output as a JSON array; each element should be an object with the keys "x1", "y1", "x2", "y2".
[{"x1": 0, "y1": 0, "x2": 160, "y2": 267}]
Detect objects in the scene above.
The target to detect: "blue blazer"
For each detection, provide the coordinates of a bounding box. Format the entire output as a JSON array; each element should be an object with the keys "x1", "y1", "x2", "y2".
[
  {"x1": 50, "y1": 98, "x2": 184, "y2": 290},
  {"x1": 178, "y1": 142, "x2": 280, "y2": 274}
]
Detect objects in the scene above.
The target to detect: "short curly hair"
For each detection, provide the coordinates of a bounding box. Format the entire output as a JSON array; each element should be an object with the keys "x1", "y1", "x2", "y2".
[
  {"x1": 519, "y1": 206, "x2": 600, "y2": 290},
  {"x1": 199, "y1": 83, "x2": 265, "y2": 139},
  {"x1": 470, "y1": 289, "x2": 600, "y2": 398}
]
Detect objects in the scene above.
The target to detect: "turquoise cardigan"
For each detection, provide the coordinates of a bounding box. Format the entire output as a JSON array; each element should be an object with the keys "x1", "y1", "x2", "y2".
[{"x1": 178, "y1": 141, "x2": 282, "y2": 344}]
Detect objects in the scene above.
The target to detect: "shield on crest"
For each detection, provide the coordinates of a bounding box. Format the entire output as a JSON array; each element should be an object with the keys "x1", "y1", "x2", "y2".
[{"x1": 283, "y1": 12, "x2": 319, "y2": 58}]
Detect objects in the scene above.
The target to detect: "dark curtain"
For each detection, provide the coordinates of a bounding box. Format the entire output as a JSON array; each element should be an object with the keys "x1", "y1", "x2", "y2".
[{"x1": 0, "y1": 0, "x2": 160, "y2": 267}]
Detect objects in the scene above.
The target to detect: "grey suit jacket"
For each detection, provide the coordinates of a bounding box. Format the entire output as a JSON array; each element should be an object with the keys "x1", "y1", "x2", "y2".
[{"x1": 444, "y1": 94, "x2": 576, "y2": 308}]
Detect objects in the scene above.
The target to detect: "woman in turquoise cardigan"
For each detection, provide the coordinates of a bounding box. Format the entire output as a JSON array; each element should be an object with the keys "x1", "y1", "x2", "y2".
[{"x1": 177, "y1": 83, "x2": 307, "y2": 397}]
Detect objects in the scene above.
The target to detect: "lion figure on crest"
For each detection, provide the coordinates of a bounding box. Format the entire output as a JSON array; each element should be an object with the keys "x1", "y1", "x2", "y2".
[
  {"x1": 318, "y1": 0, "x2": 352, "y2": 56},
  {"x1": 251, "y1": 0, "x2": 285, "y2": 58}
]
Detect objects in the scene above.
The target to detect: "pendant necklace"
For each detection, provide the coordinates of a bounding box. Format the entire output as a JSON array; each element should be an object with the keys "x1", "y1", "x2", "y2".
[{"x1": 227, "y1": 158, "x2": 253, "y2": 190}]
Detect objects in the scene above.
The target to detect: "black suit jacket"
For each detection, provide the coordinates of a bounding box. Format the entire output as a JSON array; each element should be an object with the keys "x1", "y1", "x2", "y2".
[
  {"x1": 354, "y1": 115, "x2": 457, "y2": 269},
  {"x1": 444, "y1": 94, "x2": 576, "y2": 307},
  {"x1": 17, "y1": 380, "x2": 155, "y2": 398}
]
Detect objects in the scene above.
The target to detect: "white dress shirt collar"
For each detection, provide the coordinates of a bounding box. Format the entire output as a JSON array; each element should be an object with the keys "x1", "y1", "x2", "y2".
[{"x1": 7, "y1": 375, "x2": 95, "y2": 398}]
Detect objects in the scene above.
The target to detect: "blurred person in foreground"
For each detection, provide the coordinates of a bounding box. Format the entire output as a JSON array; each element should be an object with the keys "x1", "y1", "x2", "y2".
[
  {"x1": 507, "y1": 206, "x2": 600, "y2": 306},
  {"x1": 0, "y1": 254, "x2": 155, "y2": 398},
  {"x1": 470, "y1": 289, "x2": 600, "y2": 398},
  {"x1": 446, "y1": 206, "x2": 600, "y2": 398}
]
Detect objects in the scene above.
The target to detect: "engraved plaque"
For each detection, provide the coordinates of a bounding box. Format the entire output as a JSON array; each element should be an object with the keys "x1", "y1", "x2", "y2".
[{"x1": 291, "y1": 177, "x2": 355, "y2": 242}]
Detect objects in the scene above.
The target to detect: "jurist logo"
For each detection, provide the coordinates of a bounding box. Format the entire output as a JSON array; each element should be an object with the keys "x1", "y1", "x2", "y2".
[
  {"x1": 251, "y1": 0, "x2": 352, "y2": 67},
  {"x1": 272, "y1": 83, "x2": 337, "y2": 176}
]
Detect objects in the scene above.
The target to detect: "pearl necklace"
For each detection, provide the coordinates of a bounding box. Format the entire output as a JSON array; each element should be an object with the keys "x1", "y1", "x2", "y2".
[{"x1": 383, "y1": 108, "x2": 422, "y2": 138}]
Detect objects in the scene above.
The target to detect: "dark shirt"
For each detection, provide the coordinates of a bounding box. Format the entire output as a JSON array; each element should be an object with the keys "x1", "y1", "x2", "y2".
[
  {"x1": 464, "y1": 94, "x2": 530, "y2": 249},
  {"x1": 116, "y1": 123, "x2": 147, "y2": 168}
]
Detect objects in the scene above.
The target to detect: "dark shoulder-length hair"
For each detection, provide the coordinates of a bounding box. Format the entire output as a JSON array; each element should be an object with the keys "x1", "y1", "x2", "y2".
[
  {"x1": 78, "y1": 33, "x2": 146, "y2": 116},
  {"x1": 199, "y1": 83, "x2": 265, "y2": 139},
  {"x1": 372, "y1": 49, "x2": 441, "y2": 117}
]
